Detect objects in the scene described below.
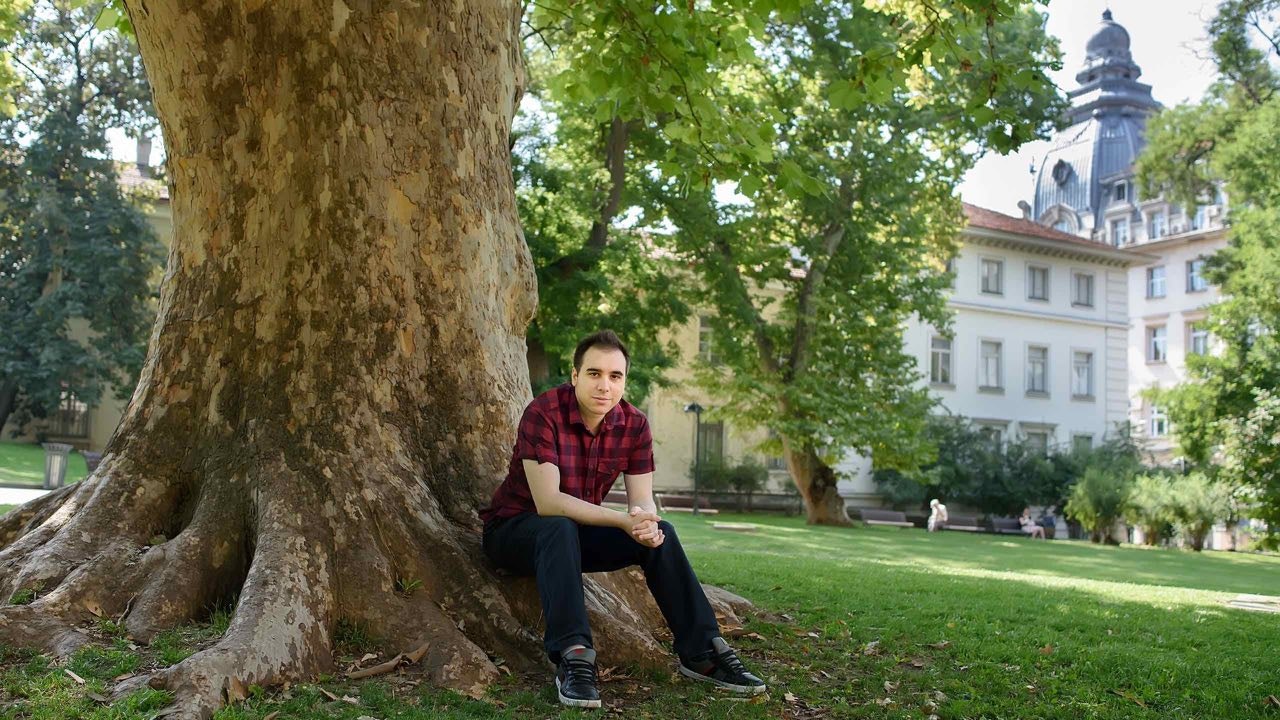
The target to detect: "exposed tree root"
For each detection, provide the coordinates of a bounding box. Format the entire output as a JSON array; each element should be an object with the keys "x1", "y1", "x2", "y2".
[{"x1": 0, "y1": 460, "x2": 761, "y2": 720}]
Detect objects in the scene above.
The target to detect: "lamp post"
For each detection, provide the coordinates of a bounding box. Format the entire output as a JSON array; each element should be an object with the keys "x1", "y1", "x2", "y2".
[{"x1": 684, "y1": 402, "x2": 704, "y2": 516}]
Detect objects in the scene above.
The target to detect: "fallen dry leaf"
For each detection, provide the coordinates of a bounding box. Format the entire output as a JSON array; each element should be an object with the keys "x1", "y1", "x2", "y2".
[
  {"x1": 927, "y1": 641, "x2": 951, "y2": 650},
  {"x1": 64, "y1": 669, "x2": 86, "y2": 685},
  {"x1": 87, "y1": 692, "x2": 108, "y2": 703},
  {"x1": 342, "y1": 695, "x2": 360, "y2": 705},
  {"x1": 359, "y1": 652, "x2": 378, "y2": 664},
  {"x1": 320, "y1": 688, "x2": 341, "y2": 702},
  {"x1": 883, "y1": 681, "x2": 899, "y2": 693},
  {"x1": 227, "y1": 676, "x2": 248, "y2": 703},
  {"x1": 1110, "y1": 689, "x2": 1147, "y2": 708},
  {"x1": 745, "y1": 632, "x2": 765, "y2": 641},
  {"x1": 405, "y1": 643, "x2": 430, "y2": 664},
  {"x1": 784, "y1": 692, "x2": 799, "y2": 703},
  {"x1": 1264, "y1": 695, "x2": 1279, "y2": 707},
  {"x1": 112, "y1": 672, "x2": 135, "y2": 682},
  {"x1": 1039, "y1": 644, "x2": 1055, "y2": 655},
  {"x1": 874, "y1": 697, "x2": 894, "y2": 707},
  {"x1": 861, "y1": 640, "x2": 881, "y2": 656},
  {"x1": 264, "y1": 713, "x2": 280, "y2": 720}
]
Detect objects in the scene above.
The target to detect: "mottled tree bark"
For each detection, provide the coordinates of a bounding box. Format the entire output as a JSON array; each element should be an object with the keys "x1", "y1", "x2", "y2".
[
  {"x1": 0, "y1": 3, "x2": 752, "y2": 718},
  {"x1": 783, "y1": 443, "x2": 852, "y2": 526}
]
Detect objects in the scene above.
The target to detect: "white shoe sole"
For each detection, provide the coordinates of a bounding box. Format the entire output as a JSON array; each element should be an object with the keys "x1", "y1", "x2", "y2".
[
  {"x1": 678, "y1": 664, "x2": 768, "y2": 694},
  {"x1": 556, "y1": 677, "x2": 602, "y2": 708}
]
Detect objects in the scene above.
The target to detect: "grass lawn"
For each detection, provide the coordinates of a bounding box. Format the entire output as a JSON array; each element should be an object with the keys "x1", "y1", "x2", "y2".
[
  {"x1": 0, "y1": 440, "x2": 88, "y2": 486},
  {"x1": 0, "y1": 513, "x2": 1277, "y2": 719}
]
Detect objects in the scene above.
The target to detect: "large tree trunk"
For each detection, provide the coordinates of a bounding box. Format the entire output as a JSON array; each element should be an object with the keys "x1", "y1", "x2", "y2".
[
  {"x1": 782, "y1": 442, "x2": 851, "y2": 526},
  {"x1": 0, "y1": 379, "x2": 17, "y2": 437},
  {"x1": 0, "y1": 3, "x2": 753, "y2": 718}
]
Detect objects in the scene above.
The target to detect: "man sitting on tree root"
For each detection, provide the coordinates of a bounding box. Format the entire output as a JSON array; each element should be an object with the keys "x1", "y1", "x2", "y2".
[{"x1": 481, "y1": 330, "x2": 766, "y2": 708}]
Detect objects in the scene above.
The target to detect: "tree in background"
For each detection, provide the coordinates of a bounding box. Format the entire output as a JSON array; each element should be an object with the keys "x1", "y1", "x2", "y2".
[
  {"x1": 0, "y1": 0, "x2": 160, "y2": 435},
  {"x1": 648, "y1": 2, "x2": 1063, "y2": 524},
  {"x1": 1137, "y1": 0, "x2": 1280, "y2": 544}
]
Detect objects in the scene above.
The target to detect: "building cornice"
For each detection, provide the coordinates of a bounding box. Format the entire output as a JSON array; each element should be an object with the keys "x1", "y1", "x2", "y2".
[
  {"x1": 963, "y1": 226, "x2": 1158, "y2": 267},
  {"x1": 949, "y1": 299, "x2": 1130, "y2": 330}
]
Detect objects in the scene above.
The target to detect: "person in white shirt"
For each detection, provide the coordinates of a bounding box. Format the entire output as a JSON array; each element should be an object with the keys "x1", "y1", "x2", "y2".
[{"x1": 928, "y1": 499, "x2": 948, "y2": 532}]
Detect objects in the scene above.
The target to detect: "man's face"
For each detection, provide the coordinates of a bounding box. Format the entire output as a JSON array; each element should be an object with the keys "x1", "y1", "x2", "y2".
[{"x1": 571, "y1": 346, "x2": 628, "y2": 417}]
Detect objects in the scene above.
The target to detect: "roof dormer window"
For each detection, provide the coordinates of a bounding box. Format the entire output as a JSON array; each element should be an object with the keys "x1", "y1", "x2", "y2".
[{"x1": 1114, "y1": 182, "x2": 1127, "y2": 202}]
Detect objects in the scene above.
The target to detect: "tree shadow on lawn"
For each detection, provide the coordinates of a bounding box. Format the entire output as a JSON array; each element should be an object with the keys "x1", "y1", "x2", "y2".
[
  {"x1": 685, "y1": 535, "x2": 1280, "y2": 720},
  {"x1": 691, "y1": 513, "x2": 1280, "y2": 598}
]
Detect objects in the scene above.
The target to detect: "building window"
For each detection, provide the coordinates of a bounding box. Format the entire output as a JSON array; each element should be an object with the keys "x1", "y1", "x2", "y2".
[
  {"x1": 1147, "y1": 211, "x2": 1168, "y2": 240},
  {"x1": 1027, "y1": 265, "x2": 1049, "y2": 301},
  {"x1": 1072, "y1": 272, "x2": 1095, "y2": 307},
  {"x1": 980, "y1": 340, "x2": 1003, "y2": 390},
  {"x1": 766, "y1": 429, "x2": 786, "y2": 470},
  {"x1": 1189, "y1": 324, "x2": 1210, "y2": 356},
  {"x1": 1024, "y1": 430, "x2": 1050, "y2": 455},
  {"x1": 1072, "y1": 434, "x2": 1094, "y2": 454},
  {"x1": 1146, "y1": 266, "x2": 1167, "y2": 298},
  {"x1": 1072, "y1": 351, "x2": 1094, "y2": 398},
  {"x1": 52, "y1": 389, "x2": 90, "y2": 438},
  {"x1": 981, "y1": 258, "x2": 1004, "y2": 295},
  {"x1": 1053, "y1": 219, "x2": 1072, "y2": 232},
  {"x1": 1026, "y1": 345, "x2": 1048, "y2": 395},
  {"x1": 1113, "y1": 182, "x2": 1127, "y2": 202},
  {"x1": 697, "y1": 315, "x2": 719, "y2": 365},
  {"x1": 1110, "y1": 218, "x2": 1129, "y2": 246},
  {"x1": 1187, "y1": 258, "x2": 1208, "y2": 292},
  {"x1": 930, "y1": 336, "x2": 953, "y2": 385},
  {"x1": 1149, "y1": 406, "x2": 1168, "y2": 438},
  {"x1": 977, "y1": 425, "x2": 1003, "y2": 448},
  {"x1": 1191, "y1": 205, "x2": 1208, "y2": 230},
  {"x1": 1148, "y1": 325, "x2": 1168, "y2": 363},
  {"x1": 698, "y1": 421, "x2": 725, "y2": 466}
]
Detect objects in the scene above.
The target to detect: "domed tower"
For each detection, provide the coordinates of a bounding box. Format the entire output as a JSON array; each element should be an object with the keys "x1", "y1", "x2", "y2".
[{"x1": 1033, "y1": 10, "x2": 1160, "y2": 239}]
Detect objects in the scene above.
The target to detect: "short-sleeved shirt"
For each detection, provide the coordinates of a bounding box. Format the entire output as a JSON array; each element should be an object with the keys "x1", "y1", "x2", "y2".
[{"x1": 480, "y1": 383, "x2": 655, "y2": 524}]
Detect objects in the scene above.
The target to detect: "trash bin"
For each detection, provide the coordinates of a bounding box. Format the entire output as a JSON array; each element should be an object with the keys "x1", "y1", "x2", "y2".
[
  {"x1": 42, "y1": 443, "x2": 73, "y2": 489},
  {"x1": 81, "y1": 451, "x2": 103, "y2": 474}
]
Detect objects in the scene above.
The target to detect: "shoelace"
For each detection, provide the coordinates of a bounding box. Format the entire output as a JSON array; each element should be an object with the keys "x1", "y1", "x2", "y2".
[
  {"x1": 714, "y1": 649, "x2": 748, "y2": 676},
  {"x1": 563, "y1": 658, "x2": 597, "y2": 685}
]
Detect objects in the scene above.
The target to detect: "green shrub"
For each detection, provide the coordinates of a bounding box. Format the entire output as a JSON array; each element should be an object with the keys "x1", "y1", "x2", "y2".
[
  {"x1": 1066, "y1": 466, "x2": 1133, "y2": 544},
  {"x1": 1125, "y1": 473, "x2": 1179, "y2": 545},
  {"x1": 1170, "y1": 471, "x2": 1233, "y2": 551}
]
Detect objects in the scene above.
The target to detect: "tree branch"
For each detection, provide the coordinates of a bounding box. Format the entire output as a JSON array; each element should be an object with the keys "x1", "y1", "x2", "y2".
[
  {"x1": 710, "y1": 235, "x2": 781, "y2": 377},
  {"x1": 786, "y1": 182, "x2": 857, "y2": 380},
  {"x1": 543, "y1": 115, "x2": 632, "y2": 280}
]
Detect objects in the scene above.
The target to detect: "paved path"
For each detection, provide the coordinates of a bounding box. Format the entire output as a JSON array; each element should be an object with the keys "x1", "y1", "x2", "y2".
[{"x1": 0, "y1": 486, "x2": 50, "y2": 507}]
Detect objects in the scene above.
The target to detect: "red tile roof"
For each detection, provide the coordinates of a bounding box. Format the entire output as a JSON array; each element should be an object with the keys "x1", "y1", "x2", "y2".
[{"x1": 962, "y1": 202, "x2": 1102, "y2": 248}]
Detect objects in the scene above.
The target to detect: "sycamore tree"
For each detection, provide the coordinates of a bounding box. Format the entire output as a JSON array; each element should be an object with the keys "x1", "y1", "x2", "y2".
[
  {"x1": 0, "y1": 0, "x2": 161, "y2": 435},
  {"x1": 0, "y1": 0, "x2": 1059, "y2": 716},
  {"x1": 1137, "y1": 0, "x2": 1280, "y2": 541},
  {"x1": 634, "y1": 2, "x2": 1063, "y2": 523}
]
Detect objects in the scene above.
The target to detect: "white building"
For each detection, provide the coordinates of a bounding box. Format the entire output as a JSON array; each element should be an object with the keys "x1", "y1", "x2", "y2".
[
  {"x1": 1030, "y1": 10, "x2": 1230, "y2": 465},
  {"x1": 837, "y1": 204, "x2": 1151, "y2": 503}
]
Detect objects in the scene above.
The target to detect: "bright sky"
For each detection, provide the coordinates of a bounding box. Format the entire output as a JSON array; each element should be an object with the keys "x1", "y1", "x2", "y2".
[{"x1": 957, "y1": 0, "x2": 1221, "y2": 216}]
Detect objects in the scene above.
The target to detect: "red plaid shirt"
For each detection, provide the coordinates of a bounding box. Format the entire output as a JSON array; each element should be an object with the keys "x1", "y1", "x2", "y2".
[{"x1": 480, "y1": 383, "x2": 655, "y2": 524}]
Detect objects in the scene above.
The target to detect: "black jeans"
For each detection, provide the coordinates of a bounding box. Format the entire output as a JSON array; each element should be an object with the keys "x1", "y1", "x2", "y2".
[{"x1": 483, "y1": 513, "x2": 720, "y2": 663}]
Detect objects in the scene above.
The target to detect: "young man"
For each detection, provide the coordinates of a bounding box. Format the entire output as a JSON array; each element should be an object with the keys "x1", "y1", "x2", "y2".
[{"x1": 481, "y1": 330, "x2": 766, "y2": 708}]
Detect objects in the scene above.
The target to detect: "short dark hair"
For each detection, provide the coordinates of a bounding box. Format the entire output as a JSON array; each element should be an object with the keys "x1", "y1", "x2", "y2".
[{"x1": 573, "y1": 330, "x2": 630, "y2": 372}]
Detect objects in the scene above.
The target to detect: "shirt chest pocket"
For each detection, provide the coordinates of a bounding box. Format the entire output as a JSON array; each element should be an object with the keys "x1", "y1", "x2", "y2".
[{"x1": 593, "y1": 460, "x2": 623, "y2": 495}]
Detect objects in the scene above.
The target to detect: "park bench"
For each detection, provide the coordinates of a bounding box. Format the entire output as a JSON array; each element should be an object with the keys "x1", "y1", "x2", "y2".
[
  {"x1": 991, "y1": 517, "x2": 1025, "y2": 535},
  {"x1": 654, "y1": 493, "x2": 719, "y2": 514},
  {"x1": 602, "y1": 489, "x2": 630, "y2": 510},
  {"x1": 857, "y1": 508, "x2": 914, "y2": 528},
  {"x1": 944, "y1": 514, "x2": 982, "y2": 532}
]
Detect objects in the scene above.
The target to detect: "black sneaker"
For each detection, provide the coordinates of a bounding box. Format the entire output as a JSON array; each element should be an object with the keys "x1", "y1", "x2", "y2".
[
  {"x1": 555, "y1": 646, "x2": 601, "y2": 708},
  {"x1": 679, "y1": 637, "x2": 767, "y2": 694}
]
